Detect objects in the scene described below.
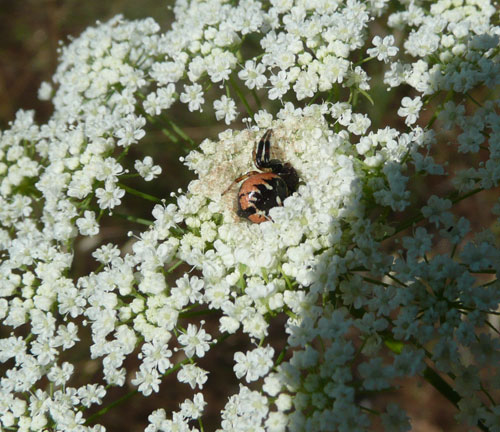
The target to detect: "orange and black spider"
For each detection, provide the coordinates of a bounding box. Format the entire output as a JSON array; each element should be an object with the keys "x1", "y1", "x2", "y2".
[{"x1": 223, "y1": 129, "x2": 299, "y2": 223}]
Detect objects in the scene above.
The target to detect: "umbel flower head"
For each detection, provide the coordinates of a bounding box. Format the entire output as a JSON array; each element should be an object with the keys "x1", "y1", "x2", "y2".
[{"x1": 175, "y1": 105, "x2": 361, "y2": 287}]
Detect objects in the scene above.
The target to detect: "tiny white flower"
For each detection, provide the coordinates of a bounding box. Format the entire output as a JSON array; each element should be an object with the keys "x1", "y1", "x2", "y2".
[
  {"x1": 421, "y1": 195, "x2": 452, "y2": 227},
  {"x1": 397, "y1": 96, "x2": 422, "y2": 125},
  {"x1": 180, "y1": 393, "x2": 206, "y2": 420},
  {"x1": 269, "y1": 71, "x2": 290, "y2": 100},
  {"x1": 238, "y1": 60, "x2": 267, "y2": 90},
  {"x1": 177, "y1": 364, "x2": 208, "y2": 389},
  {"x1": 213, "y1": 95, "x2": 238, "y2": 125},
  {"x1": 180, "y1": 83, "x2": 205, "y2": 112},
  {"x1": 95, "y1": 180, "x2": 125, "y2": 210},
  {"x1": 132, "y1": 364, "x2": 161, "y2": 396},
  {"x1": 76, "y1": 211, "x2": 99, "y2": 236},
  {"x1": 135, "y1": 156, "x2": 162, "y2": 181},
  {"x1": 92, "y1": 243, "x2": 120, "y2": 264},
  {"x1": 115, "y1": 115, "x2": 146, "y2": 147},
  {"x1": 367, "y1": 35, "x2": 399, "y2": 63},
  {"x1": 178, "y1": 323, "x2": 212, "y2": 358},
  {"x1": 141, "y1": 338, "x2": 173, "y2": 374},
  {"x1": 38, "y1": 81, "x2": 53, "y2": 101}
]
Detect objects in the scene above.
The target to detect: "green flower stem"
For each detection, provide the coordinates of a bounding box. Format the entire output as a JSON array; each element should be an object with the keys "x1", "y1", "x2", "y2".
[
  {"x1": 450, "y1": 243, "x2": 458, "y2": 259},
  {"x1": 84, "y1": 389, "x2": 139, "y2": 425},
  {"x1": 425, "y1": 109, "x2": 439, "y2": 129},
  {"x1": 359, "y1": 405, "x2": 380, "y2": 415},
  {"x1": 362, "y1": 276, "x2": 391, "y2": 287},
  {"x1": 118, "y1": 173, "x2": 141, "y2": 179},
  {"x1": 113, "y1": 212, "x2": 153, "y2": 226},
  {"x1": 116, "y1": 147, "x2": 130, "y2": 162},
  {"x1": 166, "y1": 259, "x2": 184, "y2": 273},
  {"x1": 229, "y1": 75, "x2": 254, "y2": 117},
  {"x1": 118, "y1": 183, "x2": 162, "y2": 203},
  {"x1": 385, "y1": 273, "x2": 408, "y2": 288},
  {"x1": 480, "y1": 382, "x2": 497, "y2": 406},
  {"x1": 275, "y1": 346, "x2": 287, "y2": 367},
  {"x1": 422, "y1": 367, "x2": 488, "y2": 431},
  {"x1": 179, "y1": 308, "x2": 220, "y2": 319},
  {"x1": 160, "y1": 126, "x2": 180, "y2": 143},
  {"x1": 279, "y1": 266, "x2": 295, "y2": 289},
  {"x1": 76, "y1": 193, "x2": 95, "y2": 216},
  {"x1": 353, "y1": 338, "x2": 367, "y2": 360},
  {"x1": 151, "y1": 117, "x2": 180, "y2": 143},
  {"x1": 480, "y1": 309, "x2": 500, "y2": 316},
  {"x1": 307, "y1": 91, "x2": 321, "y2": 106},
  {"x1": 422, "y1": 366, "x2": 459, "y2": 407},
  {"x1": 358, "y1": 88, "x2": 374, "y2": 106},
  {"x1": 164, "y1": 116, "x2": 196, "y2": 147},
  {"x1": 251, "y1": 88, "x2": 262, "y2": 110},
  {"x1": 347, "y1": 88, "x2": 355, "y2": 106},
  {"x1": 97, "y1": 209, "x2": 106, "y2": 222},
  {"x1": 261, "y1": 268, "x2": 269, "y2": 283},
  {"x1": 135, "y1": 100, "x2": 180, "y2": 144},
  {"x1": 426, "y1": 90, "x2": 454, "y2": 129},
  {"x1": 353, "y1": 55, "x2": 375, "y2": 67},
  {"x1": 465, "y1": 92, "x2": 483, "y2": 107},
  {"x1": 485, "y1": 320, "x2": 500, "y2": 336},
  {"x1": 450, "y1": 186, "x2": 485, "y2": 203},
  {"x1": 480, "y1": 278, "x2": 498, "y2": 287}
]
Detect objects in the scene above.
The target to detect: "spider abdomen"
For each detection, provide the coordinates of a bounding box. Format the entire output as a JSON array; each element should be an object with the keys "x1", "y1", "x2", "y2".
[{"x1": 237, "y1": 172, "x2": 288, "y2": 223}]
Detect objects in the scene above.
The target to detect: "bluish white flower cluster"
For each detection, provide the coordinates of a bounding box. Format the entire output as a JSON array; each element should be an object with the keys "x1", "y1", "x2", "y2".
[{"x1": 1, "y1": 0, "x2": 499, "y2": 431}]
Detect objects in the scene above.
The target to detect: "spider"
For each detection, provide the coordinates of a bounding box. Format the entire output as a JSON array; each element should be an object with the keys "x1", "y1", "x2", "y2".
[{"x1": 223, "y1": 129, "x2": 299, "y2": 223}]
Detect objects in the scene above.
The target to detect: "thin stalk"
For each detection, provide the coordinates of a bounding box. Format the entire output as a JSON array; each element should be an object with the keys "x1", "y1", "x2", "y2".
[
  {"x1": 164, "y1": 116, "x2": 196, "y2": 147},
  {"x1": 166, "y1": 259, "x2": 184, "y2": 273},
  {"x1": 251, "y1": 88, "x2": 262, "y2": 110},
  {"x1": 179, "y1": 308, "x2": 220, "y2": 319},
  {"x1": 422, "y1": 367, "x2": 488, "y2": 431},
  {"x1": 118, "y1": 183, "x2": 162, "y2": 203},
  {"x1": 160, "y1": 126, "x2": 180, "y2": 143},
  {"x1": 480, "y1": 383, "x2": 497, "y2": 406},
  {"x1": 113, "y1": 212, "x2": 153, "y2": 226},
  {"x1": 136, "y1": 103, "x2": 180, "y2": 143},
  {"x1": 84, "y1": 389, "x2": 138, "y2": 425},
  {"x1": 385, "y1": 273, "x2": 408, "y2": 287},
  {"x1": 359, "y1": 405, "x2": 380, "y2": 415},
  {"x1": 465, "y1": 92, "x2": 483, "y2": 107},
  {"x1": 485, "y1": 320, "x2": 500, "y2": 336},
  {"x1": 275, "y1": 346, "x2": 287, "y2": 367},
  {"x1": 422, "y1": 366, "x2": 459, "y2": 407},
  {"x1": 353, "y1": 56, "x2": 375, "y2": 67},
  {"x1": 362, "y1": 276, "x2": 392, "y2": 287},
  {"x1": 229, "y1": 75, "x2": 254, "y2": 117},
  {"x1": 307, "y1": 91, "x2": 321, "y2": 106}
]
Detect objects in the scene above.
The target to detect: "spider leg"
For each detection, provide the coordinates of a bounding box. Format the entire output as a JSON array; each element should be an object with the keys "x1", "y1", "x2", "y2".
[
  {"x1": 222, "y1": 171, "x2": 260, "y2": 195},
  {"x1": 254, "y1": 129, "x2": 272, "y2": 169}
]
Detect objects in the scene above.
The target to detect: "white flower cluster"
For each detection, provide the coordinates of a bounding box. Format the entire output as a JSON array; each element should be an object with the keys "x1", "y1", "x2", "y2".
[{"x1": 0, "y1": 0, "x2": 499, "y2": 431}]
